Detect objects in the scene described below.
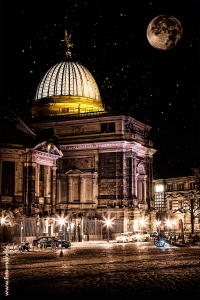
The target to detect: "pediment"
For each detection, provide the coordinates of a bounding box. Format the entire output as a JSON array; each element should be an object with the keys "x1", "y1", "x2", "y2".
[
  {"x1": 34, "y1": 141, "x2": 63, "y2": 157},
  {"x1": 66, "y1": 168, "x2": 83, "y2": 175}
]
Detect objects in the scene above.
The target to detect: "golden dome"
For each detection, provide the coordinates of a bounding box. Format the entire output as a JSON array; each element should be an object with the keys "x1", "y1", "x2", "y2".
[{"x1": 31, "y1": 59, "x2": 104, "y2": 117}]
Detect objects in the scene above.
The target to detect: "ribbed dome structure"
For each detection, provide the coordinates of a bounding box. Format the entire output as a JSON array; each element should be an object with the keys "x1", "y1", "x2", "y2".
[
  {"x1": 31, "y1": 60, "x2": 105, "y2": 117},
  {"x1": 35, "y1": 61, "x2": 101, "y2": 101}
]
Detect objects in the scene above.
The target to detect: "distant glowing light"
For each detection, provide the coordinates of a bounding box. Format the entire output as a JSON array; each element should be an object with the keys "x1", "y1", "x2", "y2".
[
  {"x1": 156, "y1": 220, "x2": 161, "y2": 227},
  {"x1": 155, "y1": 184, "x2": 164, "y2": 192},
  {"x1": 165, "y1": 219, "x2": 172, "y2": 228},
  {"x1": 0, "y1": 217, "x2": 6, "y2": 225}
]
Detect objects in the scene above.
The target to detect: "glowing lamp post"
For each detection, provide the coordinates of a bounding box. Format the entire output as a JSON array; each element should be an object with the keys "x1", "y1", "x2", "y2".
[
  {"x1": 105, "y1": 219, "x2": 112, "y2": 242},
  {"x1": 58, "y1": 217, "x2": 66, "y2": 257},
  {"x1": 166, "y1": 219, "x2": 172, "y2": 237},
  {"x1": 70, "y1": 222, "x2": 74, "y2": 243},
  {"x1": 156, "y1": 220, "x2": 161, "y2": 234},
  {"x1": 20, "y1": 222, "x2": 23, "y2": 244},
  {"x1": 139, "y1": 217, "x2": 146, "y2": 231}
]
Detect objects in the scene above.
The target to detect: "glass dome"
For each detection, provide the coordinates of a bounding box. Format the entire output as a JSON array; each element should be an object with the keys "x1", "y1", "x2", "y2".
[
  {"x1": 35, "y1": 60, "x2": 101, "y2": 102},
  {"x1": 31, "y1": 60, "x2": 104, "y2": 117}
]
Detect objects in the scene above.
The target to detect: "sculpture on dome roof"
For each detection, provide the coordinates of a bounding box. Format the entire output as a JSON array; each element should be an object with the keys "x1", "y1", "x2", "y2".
[{"x1": 62, "y1": 30, "x2": 73, "y2": 58}]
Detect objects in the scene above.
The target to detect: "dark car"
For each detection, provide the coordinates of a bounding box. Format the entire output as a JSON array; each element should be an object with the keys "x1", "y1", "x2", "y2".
[
  {"x1": 148, "y1": 231, "x2": 158, "y2": 238},
  {"x1": 33, "y1": 236, "x2": 71, "y2": 248}
]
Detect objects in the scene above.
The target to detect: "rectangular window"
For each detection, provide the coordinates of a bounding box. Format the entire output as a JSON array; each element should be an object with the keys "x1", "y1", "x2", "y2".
[
  {"x1": 155, "y1": 193, "x2": 165, "y2": 211},
  {"x1": 101, "y1": 122, "x2": 115, "y2": 133},
  {"x1": 169, "y1": 201, "x2": 172, "y2": 210},
  {"x1": 190, "y1": 182, "x2": 195, "y2": 189},
  {"x1": 2, "y1": 161, "x2": 15, "y2": 195},
  {"x1": 167, "y1": 184, "x2": 172, "y2": 191},
  {"x1": 177, "y1": 183, "x2": 184, "y2": 190},
  {"x1": 179, "y1": 200, "x2": 183, "y2": 209}
]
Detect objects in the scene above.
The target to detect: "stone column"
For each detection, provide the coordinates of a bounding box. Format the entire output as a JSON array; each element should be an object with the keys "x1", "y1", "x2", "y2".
[
  {"x1": 51, "y1": 167, "x2": 57, "y2": 214},
  {"x1": 133, "y1": 155, "x2": 137, "y2": 196},
  {"x1": 133, "y1": 209, "x2": 141, "y2": 231},
  {"x1": 45, "y1": 166, "x2": 51, "y2": 204},
  {"x1": 143, "y1": 175, "x2": 147, "y2": 203},
  {"x1": 92, "y1": 172, "x2": 98, "y2": 206},
  {"x1": 68, "y1": 177, "x2": 72, "y2": 203},
  {"x1": 35, "y1": 164, "x2": 39, "y2": 199},
  {"x1": 150, "y1": 210, "x2": 157, "y2": 231},
  {"x1": 138, "y1": 178, "x2": 142, "y2": 201},
  {"x1": 56, "y1": 177, "x2": 60, "y2": 204},
  {"x1": 123, "y1": 150, "x2": 127, "y2": 198},
  {"x1": 80, "y1": 175, "x2": 84, "y2": 203},
  {"x1": 123, "y1": 208, "x2": 128, "y2": 232}
]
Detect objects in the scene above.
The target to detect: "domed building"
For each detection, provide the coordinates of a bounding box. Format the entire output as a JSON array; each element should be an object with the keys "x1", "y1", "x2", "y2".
[
  {"x1": 31, "y1": 60, "x2": 105, "y2": 117},
  {"x1": 0, "y1": 31, "x2": 159, "y2": 242},
  {"x1": 28, "y1": 31, "x2": 157, "y2": 239}
]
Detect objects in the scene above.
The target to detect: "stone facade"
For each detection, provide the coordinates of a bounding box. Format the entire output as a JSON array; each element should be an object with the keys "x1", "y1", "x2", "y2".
[
  {"x1": 28, "y1": 113, "x2": 156, "y2": 233},
  {"x1": 153, "y1": 168, "x2": 200, "y2": 233}
]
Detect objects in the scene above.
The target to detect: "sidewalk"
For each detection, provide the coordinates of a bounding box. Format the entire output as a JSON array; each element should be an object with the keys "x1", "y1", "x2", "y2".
[{"x1": 71, "y1": 240, "x2": 116, "y2": 247}]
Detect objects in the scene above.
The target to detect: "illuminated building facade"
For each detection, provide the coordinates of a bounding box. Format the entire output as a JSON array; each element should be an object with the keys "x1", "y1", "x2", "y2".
[
  {"x1": 0, "y1": 31, "x2": 159, "y2": 239},
  {"x1": 153, "y1": 168, "x2": 200, "y2": 233}
]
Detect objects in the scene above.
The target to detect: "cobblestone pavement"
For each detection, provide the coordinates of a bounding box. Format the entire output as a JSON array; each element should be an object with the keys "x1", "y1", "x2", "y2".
[{"x1": 0, "y1": 241, "x2": 200, "y2": 300}]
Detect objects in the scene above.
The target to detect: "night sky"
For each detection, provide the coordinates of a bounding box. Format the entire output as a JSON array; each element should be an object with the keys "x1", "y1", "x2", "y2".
[{"x1": 0, "y1": 0, "x2": 199, "y2": 178}]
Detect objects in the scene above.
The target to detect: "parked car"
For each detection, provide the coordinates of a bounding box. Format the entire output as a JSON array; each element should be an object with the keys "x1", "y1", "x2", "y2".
[
  {"x1": 132, "y1": 231, "x2": 150, "y2": 241},
  {"x1": 148, "y1": 231, "x2": 158, "y2": 239},
  {"x1": 116, "y1": 233, "x2": 133, "y2": 243},
  {"x1": 33, "y1": 236, "x2": 71, "y2": 248}
]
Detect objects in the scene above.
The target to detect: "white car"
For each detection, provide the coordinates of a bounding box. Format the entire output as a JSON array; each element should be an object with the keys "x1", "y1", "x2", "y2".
[
  {"x1": 132, "y1": 231, "x2": 150, "y2": 242},
  {"x1": 116, "y1": 233, "x2": 133, "y2": 243}
]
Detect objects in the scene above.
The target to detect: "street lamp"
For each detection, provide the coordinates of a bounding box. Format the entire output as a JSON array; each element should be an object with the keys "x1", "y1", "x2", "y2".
[
  {"x1": 70, "y1": 222, "x2": 74, "y2": 243},
  {"x1": 36, "y1": 215, "x2": 40, "y2": 239},
  {"x1": 156, "y1": 220, "x2": 161, "y2": 235},
  {"x1": 105, "y1": 218, "x2": 112, "y2": 242},
  {"x1": 165, "y1": 219, "x2": 172, "y2": 237},
  {"x1": 57, "y1": 217, "x2": 66, "y2": 257},
  {"x1": 20, "y1": 221, "x2": 23, "y2": 244},
  {"x1": 139, "y1": 217, "x2": 146, "y2": 231},
  {"x1": 100, "y1": 221, "x2": 103, "y2": 243}
]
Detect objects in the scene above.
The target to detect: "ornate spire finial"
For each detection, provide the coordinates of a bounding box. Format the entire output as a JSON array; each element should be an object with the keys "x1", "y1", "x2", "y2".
[{"x1": 62, "y1": 30, "x2": 73, "y2": 58}]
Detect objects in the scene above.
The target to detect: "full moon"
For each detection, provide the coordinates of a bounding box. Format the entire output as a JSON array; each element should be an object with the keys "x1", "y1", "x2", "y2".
[{"x1": 147, "y1": 15, "x2": 183, "y2": 50}]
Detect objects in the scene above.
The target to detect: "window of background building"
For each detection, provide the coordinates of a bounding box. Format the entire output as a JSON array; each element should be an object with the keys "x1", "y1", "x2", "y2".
[
  {"x1": 167, "y1": 184, "x2": 173, "y2": 191},
  {"x1": 190, "y1": 182, "x2": 195, "y2": 189},
  {"x1": 169, "y1": 201, "x2": 172, "y2": 210},
  {"x1": 177, "y1": 183, "x2": 184, "y2": 190},
  {"x1": 155, "y1": 193, "x2": 165, "y2": 211},
  {"x1": 1, "y1": 161, "x2": 15, "y2": 195}
]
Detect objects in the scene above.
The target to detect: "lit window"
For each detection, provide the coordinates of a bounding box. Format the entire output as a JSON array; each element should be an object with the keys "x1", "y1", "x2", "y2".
[{"x1": 155, "y1": 185, "x2": 164, "y2": 192}]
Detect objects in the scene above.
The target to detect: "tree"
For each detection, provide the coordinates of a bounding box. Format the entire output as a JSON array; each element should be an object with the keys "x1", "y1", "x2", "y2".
[{"x1": 173, "y1": 191, "x2": 200, "y2": 234}]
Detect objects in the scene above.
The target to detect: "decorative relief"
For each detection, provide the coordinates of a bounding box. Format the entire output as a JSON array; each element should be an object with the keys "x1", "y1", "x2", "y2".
[
  {"x1": 62, "y1": 157, "x2": 94, "y2": 170},
  {"x1": 60, "y1": 141, "x2": 126, "y2": 151},
  {"x1": 71, "y1": 126, "x2": 84, "y2": 135},
  {"x1": 126, "y1": 121, "x2": 136, "y2": 134},
  {"x1": 34, "y1": 141, "x2": 63, "y2": 157}
]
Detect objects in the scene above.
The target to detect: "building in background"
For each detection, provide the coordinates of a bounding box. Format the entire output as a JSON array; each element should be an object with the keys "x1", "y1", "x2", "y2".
[{"x1": 153, "y1": 168, "x2": 200, "y2": 233}]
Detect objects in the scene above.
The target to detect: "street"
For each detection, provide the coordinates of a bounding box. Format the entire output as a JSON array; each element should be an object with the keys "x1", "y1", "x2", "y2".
[{"x1": 0, "y1": 241, "x2": 200, "y2": 300}]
